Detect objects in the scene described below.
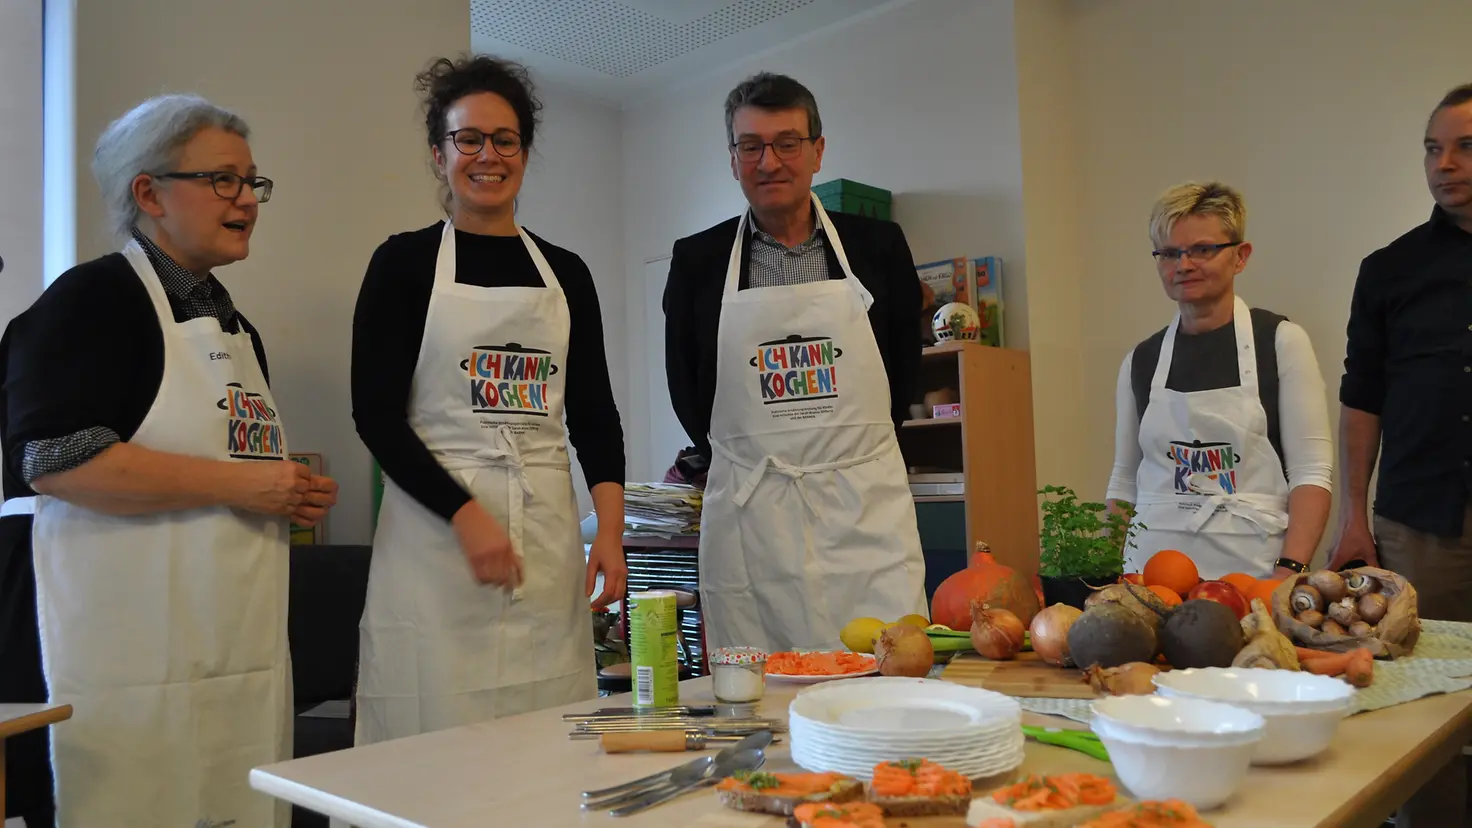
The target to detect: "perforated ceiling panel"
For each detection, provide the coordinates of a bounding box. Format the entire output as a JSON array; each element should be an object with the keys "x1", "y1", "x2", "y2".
[{"x1": 470, "y1": 0, "x2": 820, "y2": 78}]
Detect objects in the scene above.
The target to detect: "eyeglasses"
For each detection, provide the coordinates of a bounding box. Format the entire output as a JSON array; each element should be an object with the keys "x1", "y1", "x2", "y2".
[
  {"x1": 730, "y1": 136, "x2": 818, "y2": 164},
  {"x1": 442, "y1": 128, "x2": 523, "y2": 158},
  {"x1": 154, "y1": 171, "x2": 273, "y2": 203},
  {"x1": 1151, "y1": 241, "x2": 1240, "y2": 263}
]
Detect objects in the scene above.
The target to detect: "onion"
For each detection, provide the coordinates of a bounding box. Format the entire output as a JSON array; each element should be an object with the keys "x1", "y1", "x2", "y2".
[
  {"x1": 874, "y1": 624, "x2": 935, "y2": 677},
  {"x1": 970, "y1": 600, "x2": 1025, "y2": 660},
  {"x1": 1030, "y1": 603, "x2": 1083, "y2": 667},
  {"x1": 1084, "y1": 662, "x2": 1161, "y2": 696}
]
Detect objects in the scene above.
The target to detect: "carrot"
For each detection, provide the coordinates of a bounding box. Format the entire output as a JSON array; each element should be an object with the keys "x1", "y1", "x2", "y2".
[
  {"x1": 1345, "y1": 648, "x2": 1375, "y2": 687},
  {"x1": 1295, "y1": 646, "x2": 1340, "y2": 662},
  {"x1": 1301, "y1": 652, "x2": 1354, "y2": 676}
]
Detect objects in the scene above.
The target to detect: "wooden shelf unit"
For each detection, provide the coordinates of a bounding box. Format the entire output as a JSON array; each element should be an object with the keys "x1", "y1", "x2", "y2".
[{"x1": 901, "y1": 342, "x2": 1040, "y2": 580}]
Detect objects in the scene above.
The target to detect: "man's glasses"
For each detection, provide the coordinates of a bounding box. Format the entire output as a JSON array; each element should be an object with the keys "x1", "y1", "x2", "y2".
[{"x1": 730, "y1": 136, "x2": 818, "y2": 164}]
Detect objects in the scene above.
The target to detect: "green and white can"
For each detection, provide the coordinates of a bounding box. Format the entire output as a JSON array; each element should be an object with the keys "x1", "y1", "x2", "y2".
[{"x1": 628, "y1": 589, "x2": 679, "y2": 707}]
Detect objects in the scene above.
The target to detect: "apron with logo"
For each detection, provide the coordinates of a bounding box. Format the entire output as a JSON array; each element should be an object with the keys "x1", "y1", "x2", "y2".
[
  {"x1": 355, "y1": 222, "x2": 594, "y2": 744},
  {"x1": 25, "y1": 240, "x2": 291, "y2": 828},
  {"x1": 699, "y1": 193, "x2": 928, "y2": 653},
  {"x1": 1127, "y1": 296, "x2": 1290, "y2": 579}
]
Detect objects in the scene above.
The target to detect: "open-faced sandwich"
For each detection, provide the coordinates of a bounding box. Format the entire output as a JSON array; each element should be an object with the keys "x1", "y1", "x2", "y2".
[
  {"x1": 790, "y1": 801, "x2": 887, "y2": 828},
  {"x1": 1077, "y1": 799, "x2": 1213, "y2": 827},
  {"x1": 715, "y1": 770, "x2": 864, "y2": 816},
  {"x1": 966, "y1": 773, "x2": 1125, "y2": 827},
  {"x1": 866, "y1": 758, "x2": 972, "y2": 817}
]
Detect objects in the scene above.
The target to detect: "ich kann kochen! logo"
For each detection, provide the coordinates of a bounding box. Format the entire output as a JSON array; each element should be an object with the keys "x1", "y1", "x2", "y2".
[
  {"x1": 217, "y1": 383, "x2": 283, "y2": 460},
  {"x1": 461, "y1": 342, "x2": 559, "y2": 417},
  {"x1": 750, "y1": 334, "x2": 842, "y2": 405},
  {"x1": 1168, "y1": 439, "x2": 1239, "y2": 495}
]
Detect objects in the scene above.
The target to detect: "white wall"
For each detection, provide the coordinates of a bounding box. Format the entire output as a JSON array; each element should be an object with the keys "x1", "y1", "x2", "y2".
[
  {"x1": 0, "y1": 0, "x2": 43, "y2": 323},
  {"x1": 70, "y1": 0, "x2": 470, "y2": 544},
  {"x1": 1049, "y1": 0, "x2": 1472, "y2": 540},
  {"x1": 517, "y1": 86, "x2": 626, "y2": 517},
  {"x1": 619, "y1": 0, "x2": 1028, "y2": 480}
]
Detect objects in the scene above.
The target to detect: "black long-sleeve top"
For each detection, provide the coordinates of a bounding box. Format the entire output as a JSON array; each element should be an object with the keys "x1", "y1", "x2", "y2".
[
  {"x1": 1340, "y1": 206, "x2": 1472, "y2": 537},
  {"x1": 351, "y1": 222, "x2": 624, "y2": 522},
  {"x1": 662, "y1": 210, "x2": 922, "y2": 460}
]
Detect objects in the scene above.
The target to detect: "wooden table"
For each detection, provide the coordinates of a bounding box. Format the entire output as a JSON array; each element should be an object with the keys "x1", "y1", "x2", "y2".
[
  {"x1": 0, "y1": 703, "x2": 72, "y2": 815},
  {"x1": 250, "y1": 678, "x2": 1472, "y2": 828}
]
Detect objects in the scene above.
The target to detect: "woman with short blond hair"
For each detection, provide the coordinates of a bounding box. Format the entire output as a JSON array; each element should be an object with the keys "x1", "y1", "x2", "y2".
[{"x1": 1106, "y1": 181, "x2": 1332, "y2": 580}]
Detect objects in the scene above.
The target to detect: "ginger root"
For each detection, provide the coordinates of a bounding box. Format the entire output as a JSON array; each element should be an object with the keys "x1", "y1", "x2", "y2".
[{"x1": 1233, "y1": 598, "x2": 1300, "y2": 671}]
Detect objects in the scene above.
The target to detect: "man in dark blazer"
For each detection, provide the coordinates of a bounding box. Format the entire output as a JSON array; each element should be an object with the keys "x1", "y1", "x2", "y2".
[
  {"x1": 662, "y1": 72, "x2": 927, "y2": 653},
  {"x1": 663, "y1": 74, "x2": 922, "y2": 461}
]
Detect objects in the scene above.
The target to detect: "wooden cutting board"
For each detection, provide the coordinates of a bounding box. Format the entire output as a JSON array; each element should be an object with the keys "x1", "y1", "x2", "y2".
[{"x1": 941, "y1": 651, "x2": 1099, "y2": 699}]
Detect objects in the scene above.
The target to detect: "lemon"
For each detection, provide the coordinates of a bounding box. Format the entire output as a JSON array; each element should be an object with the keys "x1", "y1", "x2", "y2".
[
  {"x1": 840, "y1": 617, "x2": 887, "y2": 653},
  {"x1": 897, "y1": 613, "x2": 931, "y2": 630}
]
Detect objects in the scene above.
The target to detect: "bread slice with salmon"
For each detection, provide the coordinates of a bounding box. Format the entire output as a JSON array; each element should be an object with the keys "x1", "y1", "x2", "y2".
[
  {"x1": 966, "y1": 773, "x2": 1129, "y2": 827},
  {"x1": 865, "y1": 758, "x2": 972, "y2": 817},
  {"x1": 714, "y1": 770, "x2": 864, "y2": 816},
  {"x1": 790, "y1": 801, "x2": 887, "y2": 827}
]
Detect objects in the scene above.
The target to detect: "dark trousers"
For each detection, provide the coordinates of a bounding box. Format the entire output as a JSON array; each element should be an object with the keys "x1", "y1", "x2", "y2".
[
  {"x1": 1375, "y1": 508, "x2": 1472, "y2": 827},
  {"x1": 1, "y1": 515, "x2": 54, "y2": 826}
]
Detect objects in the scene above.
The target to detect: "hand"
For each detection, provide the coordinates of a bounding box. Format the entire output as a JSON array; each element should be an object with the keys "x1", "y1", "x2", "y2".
[
  {"x1": 452, "y1": 500, "x2": 522, "y2": 589},
  {"x1": 1272, "y1": 566, "x2": 1301, "y2": 581},
  {"x1": 232, "y1": 460, "x2": 310, "y2": 516},
  {"x1": 1327, "y1": 515, "x2": 1379, "y2": 571},
  {"x1": 586, "y1": 530, "x2": 627, "y2": 609},
  {"x1": 290, "y1": 475, "x2": 339, "y2": 527}
]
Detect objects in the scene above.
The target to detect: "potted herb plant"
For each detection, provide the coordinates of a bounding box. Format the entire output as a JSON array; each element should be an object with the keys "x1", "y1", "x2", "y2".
[{"x1": 1037, "y1": 485, "x2": 1144, "y2": 609}]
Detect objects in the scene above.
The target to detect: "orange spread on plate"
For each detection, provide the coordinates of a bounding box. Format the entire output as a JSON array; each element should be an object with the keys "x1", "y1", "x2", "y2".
[
  {"x1": 868, "y1": 758, "x2": 971, "y2": 798},
  {"x1": 991, "y1": 773, "x2": 1117, "y2": 811},
  {"x1": 765, "y1": 651, "x2": 874, "y2": 676}
]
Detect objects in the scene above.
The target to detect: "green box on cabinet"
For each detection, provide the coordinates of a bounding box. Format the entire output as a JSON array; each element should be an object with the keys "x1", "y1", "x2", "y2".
[{"x1": 813, "y1": 178, "x2": 892, "y2": 221}]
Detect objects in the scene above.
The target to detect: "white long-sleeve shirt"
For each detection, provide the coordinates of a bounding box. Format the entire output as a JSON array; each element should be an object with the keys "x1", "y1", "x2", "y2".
[{"x1": 1106, "y1": 315, "x2": 1333, "y2": 503}]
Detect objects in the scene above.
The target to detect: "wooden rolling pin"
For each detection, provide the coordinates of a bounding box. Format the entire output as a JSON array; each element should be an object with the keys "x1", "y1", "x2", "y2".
[{"x1": 599, "y1": 731, "x2": 756, "y2": 753}]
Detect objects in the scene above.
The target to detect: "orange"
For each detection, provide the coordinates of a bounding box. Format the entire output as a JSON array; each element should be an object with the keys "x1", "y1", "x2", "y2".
[
  {"x1": 1143, "y1": 549, "x2": 1200, "y2": 598},
  {"x1": 1147, "y1": 584, "x2": 1183, "y2": 607},
  {"x1": 1221, "y1": 573, "x2": 1259, "y2": 596},
  {"x1": 1246, "y1": 578, "x2": 1284, "y2": 607}
]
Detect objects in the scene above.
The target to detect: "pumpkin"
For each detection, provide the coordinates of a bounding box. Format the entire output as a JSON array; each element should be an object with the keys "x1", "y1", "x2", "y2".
[{"x1": 931, "y1": 544, "x2": 1040, "y2": 631}]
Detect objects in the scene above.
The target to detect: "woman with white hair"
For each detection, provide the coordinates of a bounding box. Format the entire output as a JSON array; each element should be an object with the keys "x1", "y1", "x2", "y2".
[
  {"x1": 0, "y1": 94, "x2": 336, "y2": 827},
  {"x1": 1106, "y1": 181, "x2": 1333, "y2": 581}
]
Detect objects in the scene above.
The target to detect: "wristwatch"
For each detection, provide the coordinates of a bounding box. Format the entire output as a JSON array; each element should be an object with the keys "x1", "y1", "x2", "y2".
[{"x1": 1274, "y1": 557, "x2": 1308, "y2": 574}]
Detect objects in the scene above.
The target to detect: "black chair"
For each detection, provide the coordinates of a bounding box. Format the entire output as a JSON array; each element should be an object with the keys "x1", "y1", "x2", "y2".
[{"x1": 287, "y1": 543, "x2": 371, "y2": 828}]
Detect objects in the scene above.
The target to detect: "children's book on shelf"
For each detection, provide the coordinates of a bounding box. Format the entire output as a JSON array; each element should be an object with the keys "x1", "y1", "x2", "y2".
[{"x1": 914, "y1": 256, "x2": 1004, "y2": 347}]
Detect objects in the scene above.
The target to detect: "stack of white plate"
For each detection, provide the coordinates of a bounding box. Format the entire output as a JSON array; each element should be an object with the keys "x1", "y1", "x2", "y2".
[{"x1": 788, "y1": 677, "x2": 1025, "y2": 780}]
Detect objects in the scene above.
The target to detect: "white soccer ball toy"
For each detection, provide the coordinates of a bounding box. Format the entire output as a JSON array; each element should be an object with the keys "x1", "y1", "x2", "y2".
[{"x1": 932, "y1": 302, "x2": 981, "y2": 343}]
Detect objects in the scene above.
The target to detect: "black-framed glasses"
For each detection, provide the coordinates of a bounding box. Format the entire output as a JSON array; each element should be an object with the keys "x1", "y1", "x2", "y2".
[
  {"x1": 1151, "y1": 241, "x2": 1240, "y2": 264},
  {"x1": 730, "y1": 136, "x2": 818, "y2": 164},
  {"x1": 442, "y1": 127, "x2": 523, "y2": 157},
  {"x1": 154, "y1": 171, "x2": 273, "y2": 203}
]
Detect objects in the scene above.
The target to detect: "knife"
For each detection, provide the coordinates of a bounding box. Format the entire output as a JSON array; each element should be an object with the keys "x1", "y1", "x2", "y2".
[
  {"x1": 564, "y1": 705, "x2": 725, "y2": 719},
  {"x1": 610, "y1": 745, "x2": 767, "y2": 817},
  {"x1": 590, "y1": 731, "x2": 781, "y2": 751},
  {"x1": 579, "y1": 729, "x2": 773, "y2": 802}
]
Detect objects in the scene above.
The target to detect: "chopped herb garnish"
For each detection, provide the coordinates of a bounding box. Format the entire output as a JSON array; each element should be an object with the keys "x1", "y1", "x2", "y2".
[
  {"x1": 733, "y1": 770, "x2": 779, "y2": 790},
  {"x1": 889, "y1": 758, "x2": 925, "y2": 772}
]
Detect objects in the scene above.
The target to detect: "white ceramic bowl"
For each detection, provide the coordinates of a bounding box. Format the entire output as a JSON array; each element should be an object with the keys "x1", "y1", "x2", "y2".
[
  {"x1": 1091, "y1": 716, "x2": 1259, "y2": 810},
  {"x1": 1091, "y1": 694, "x2": 1265, "y2": 744},
  {"x1": 1153, "y1": 668, "x2": 1354, "y2": 764}
]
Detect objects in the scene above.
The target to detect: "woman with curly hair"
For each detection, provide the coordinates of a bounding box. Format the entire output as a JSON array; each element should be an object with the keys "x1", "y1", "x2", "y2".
[{"x1": 350, "y1": 55, "x2": 626, "y2": 744}]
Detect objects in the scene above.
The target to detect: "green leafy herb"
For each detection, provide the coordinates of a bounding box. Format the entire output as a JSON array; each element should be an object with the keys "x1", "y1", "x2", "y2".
[
  {"x1": 733, "y1": 770, "x2": 779, "y2": 790},
  {"x1": 1037, "y1": 485, "x2": 1145, "y2": 579},
  {"x1": 888, "y1": 758, "x2": 924, "y2": 773}
]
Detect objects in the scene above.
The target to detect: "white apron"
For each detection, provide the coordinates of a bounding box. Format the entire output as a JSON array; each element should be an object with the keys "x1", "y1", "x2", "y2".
[
  {"x1": 699, "y1": 194, "x2": 928, "y2": 653},
  {"x1": 27, "y1": 241, "x2": 291, "y2": 828},
  {"x1": 1126, "y1": 296, "x2": 1290, "y2": 579},
  {"x1": 355, "y1": 222, "x2": 594, "y2": 745}
]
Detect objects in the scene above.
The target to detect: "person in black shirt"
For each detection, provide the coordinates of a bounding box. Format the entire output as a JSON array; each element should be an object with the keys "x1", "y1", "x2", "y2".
[
  {"x1": 351, "y1": 55, "x2": 625, "y2": 745},
  {"x1": 1333, "y1": 83, "x2": 1472, "y2": 607},
  {"x1": 1, "y1": 94, "x2": 337, "y2": 827},
  {"x1": 1333, "y1": 82, "x2": 1472, "y2": 828}
]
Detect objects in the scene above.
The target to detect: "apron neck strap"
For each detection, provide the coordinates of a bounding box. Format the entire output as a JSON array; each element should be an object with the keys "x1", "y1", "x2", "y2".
[
  {"x1": 435, "y1": 220, "x2": 565, "y2": 299},
  {"x1": 721, "y1": 193, "x2": 875, "y2": 310},
  {"x1": 1151, "y1": 294, "x2": 1256, "y2": 393}
]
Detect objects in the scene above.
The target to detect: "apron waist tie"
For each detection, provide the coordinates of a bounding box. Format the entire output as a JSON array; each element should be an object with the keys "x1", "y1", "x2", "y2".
[
  {"x1": 711, "y1": 439, "x2": 891, "y2": 511},
  {"x1": 437, "y1": 426, "x2": 569, "y2": 601},
  {"x1": 1138, "y1": 492, "x2": 1289, "y2": 535}
]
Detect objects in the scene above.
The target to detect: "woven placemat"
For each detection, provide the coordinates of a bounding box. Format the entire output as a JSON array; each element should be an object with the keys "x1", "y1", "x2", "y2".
[{"x1": 1004, "y1": 620, "x2": 1472, "y2": 725}]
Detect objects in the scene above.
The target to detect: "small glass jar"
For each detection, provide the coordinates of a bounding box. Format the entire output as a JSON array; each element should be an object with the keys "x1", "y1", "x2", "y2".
[{"x1": 710, "y1": 647, "x2": 768, "y2": 704}]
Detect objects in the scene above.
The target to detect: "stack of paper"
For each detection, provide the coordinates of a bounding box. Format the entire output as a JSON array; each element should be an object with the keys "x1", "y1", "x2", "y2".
[{"x1": 623, "y1": 482, "x2": 702, "y2": 537}]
